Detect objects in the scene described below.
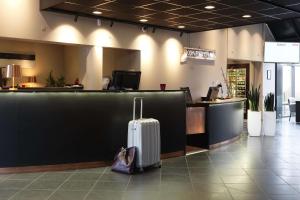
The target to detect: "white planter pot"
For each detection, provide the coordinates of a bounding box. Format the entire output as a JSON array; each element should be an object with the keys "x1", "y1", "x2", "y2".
[
  {"x1": 247, "y1": 110, "x2": 262, "y2": 137},
  {"x1": 263, "y1": 111, "x2": 276, "y2": 136}
]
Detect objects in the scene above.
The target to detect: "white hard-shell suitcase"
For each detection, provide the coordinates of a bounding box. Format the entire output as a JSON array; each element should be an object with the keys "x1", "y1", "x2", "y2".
[{"x1": 127, "y1": 97, "x2": 161, "y2": 171}]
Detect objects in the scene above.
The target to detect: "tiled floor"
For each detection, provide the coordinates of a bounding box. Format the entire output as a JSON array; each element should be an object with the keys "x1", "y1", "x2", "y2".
[{"x1": 1, "y1": 119, "x2": 300, "y2": 200}]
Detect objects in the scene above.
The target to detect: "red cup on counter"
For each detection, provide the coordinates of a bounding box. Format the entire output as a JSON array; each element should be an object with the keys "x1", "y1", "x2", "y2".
[{"x1": 160, "y1": 84, "x2": 166, "y2": 91}]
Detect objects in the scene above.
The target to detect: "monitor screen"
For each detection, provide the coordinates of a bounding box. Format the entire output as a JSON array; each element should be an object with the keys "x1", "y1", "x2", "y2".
[
  {"x1": 180, "y1": 87, "x2": 193, "y2": 104},
  {"x1": 207, "y1": 87, "x2": 219, "y2": 101},
  {"x1": 110, "y1": 70, "x2": 141, "y2": 90}
]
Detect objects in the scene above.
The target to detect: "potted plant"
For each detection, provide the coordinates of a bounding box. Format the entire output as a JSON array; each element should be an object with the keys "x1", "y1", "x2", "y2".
[
  {"x1": 263, "y1": 93, "x2": 276, "y2": 136},
  {"x1": 247, "y1": 85, "x2": 261, "y2": 136}
]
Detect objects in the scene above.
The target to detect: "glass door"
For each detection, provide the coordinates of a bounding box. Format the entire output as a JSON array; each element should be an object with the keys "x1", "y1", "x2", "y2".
[{"x1": 276, "y1": 64, "x2": 299, "y2": 118}]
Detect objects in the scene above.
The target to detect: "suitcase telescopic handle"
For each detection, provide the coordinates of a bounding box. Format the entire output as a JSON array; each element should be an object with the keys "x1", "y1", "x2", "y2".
[{"x1": 133, "y1": 97, "x2": 144, "y2": 120}]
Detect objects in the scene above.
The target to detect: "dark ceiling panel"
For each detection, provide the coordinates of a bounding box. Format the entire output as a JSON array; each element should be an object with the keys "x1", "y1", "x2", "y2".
[
  {"x1": 188, "y1": 12, "x2": 222, "y2": 20},
  {"x1": 268, "y1": 20, "x2": 298, "y2": 40},
  {"x1": 190, "y1": 2, "x2": 230, "y2": 12},
  {"x1": 166, "y1": 8, "x2": 200, "y2": 16},
  {"x1": 141, "y1": 2, "x2": 181, "y2": 12},
  {"x1": 41, "y1": 0, "x2": 300, "y2": 33}
]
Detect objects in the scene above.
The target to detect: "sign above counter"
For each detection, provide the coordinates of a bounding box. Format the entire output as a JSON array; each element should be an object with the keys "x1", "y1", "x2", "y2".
[{"x1": 181, "y1": 47, "x2": 216, "y2": 63}]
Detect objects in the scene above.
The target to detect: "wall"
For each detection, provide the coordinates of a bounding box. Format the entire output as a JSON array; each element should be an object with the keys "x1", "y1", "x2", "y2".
[
  {"x1": 0, "y1": 0, "x2": 266, "y2": 98},
  {"x1": 0, "y1": 38, "x2": 65, "y2": 86},
  {"x1": 102, "y1": 48, "x2": 140, "y2": 78},
  {"x1": 188, "y1": 29, "x2": 228, "y2": 98},
  {"x1": 263, "y1": 63, "x2": 276, "y2": 97},
  {"x1": 228, "y1": 24, "x2": 264, "y2": 62},
  {"x1": 64, "y1": 45, "x2": 82, "y2": 84}
]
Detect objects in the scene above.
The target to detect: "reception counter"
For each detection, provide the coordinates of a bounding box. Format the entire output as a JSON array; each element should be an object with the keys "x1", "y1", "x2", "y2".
[
  {"x1": 186, "y1": 98, "x2": 245, "y2": 149},
  {"x1": 297, "y1": 101, "x2": 300, "y2": 123},
  {"x1": 0, "y1": 90, "x2": 186, "y2": 172}
]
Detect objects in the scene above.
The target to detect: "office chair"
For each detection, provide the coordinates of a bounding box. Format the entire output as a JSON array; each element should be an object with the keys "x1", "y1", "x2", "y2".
[{"x1": 288, "y1": 97, "x2": 296, "y2": 122}]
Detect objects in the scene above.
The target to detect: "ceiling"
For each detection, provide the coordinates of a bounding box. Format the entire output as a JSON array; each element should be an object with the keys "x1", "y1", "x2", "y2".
[
  {"x1": 41, "y1": 0, "x2": 300, "y2": 33},
  {"x1": 268, "y1": 18, "x2": 300, "y2": 42}
]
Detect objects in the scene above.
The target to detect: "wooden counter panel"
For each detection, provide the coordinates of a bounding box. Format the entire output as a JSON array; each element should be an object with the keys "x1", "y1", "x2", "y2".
[{"x1": 186, "y1": 107, "x2": 205, "y2": 134}]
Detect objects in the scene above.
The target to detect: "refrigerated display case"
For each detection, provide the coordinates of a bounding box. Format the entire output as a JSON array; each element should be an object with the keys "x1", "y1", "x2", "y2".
[{"x1": 227, "y1": 64, "x2": 249, "y2": 118}]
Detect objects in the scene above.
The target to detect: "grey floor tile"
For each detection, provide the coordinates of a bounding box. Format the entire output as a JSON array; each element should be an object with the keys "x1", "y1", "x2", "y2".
[
  {"x1": 280, "y1": 176, "x2": 300, "y2": 184},
  {"x1": 193, "y1": 191, "x2": 233, "y2": 200},
  {"x1": 260, "y1": 184, "x2": 298, "y2": 195},
  {"x1": 216, "y1": 169, "x2": 247, "y2": 176},
  {"x1": 59, "y1": 180, "x2": 95, "y2": 191},
  {"x1": 188, "y1": 161, "x2": 214, "y2": 168},
  {"x1": 48, "y1": 190, "x2": 88, "y2": 200},
  {"x1": 93, "y1": 181, "x2": 127, "y2": 191},
  {"x1": 269, "y1": 195, "x2": 300, "y2": 200},
  {"x1": 85, "y1": 191, "x2": 124, "y2": 200},
  {"x1": 161, "y1": 174, "x2": 190, "y2": 182},
  {"x1": 8, "y1": 173, "x2": 44, "y2": 180},
  {"x1": 252, "y1": 175, "x2": 287, "y2": 185},
  {"x1": 129, "y1": 174, "x2": 160, "y2": 184},
  {"x1": 231, "y1": 193, "x2": 270, "y2": 200},
  {"x1": 190, "y1": 174, "x2": 223, "y2": 183},
  {"x1": 188, "y1": 167, "x2": 218, "y2": 175},
  {"x1": 123, "y1": 191, "x2": 160, "y2": 200},
  {"x1": 99, "y1": 173, "x2": 130, "y2": 182},
  {"x1": 39, "y1": 172, "x2": 72, "y2": 181},
  {"x1": 160, "y1": 181, "x2": 193, "y2": 192},
  {"x1": 68, "y1": 173, "x2": 100, "y2": 181},
  {"x1": 0, "y1": 180, "x2": 32, "y2": 190},
  {"x1": 221, "y1": 176, "x2": 254, "y2": 184},
  {"x1": 126, "y1": 181, "x2": 160, "y2": 191},
  {"x1": 27, "y1": 180, "x2": 64, "y2": 190},
  {"x1": 75, "y1": 167, "x2": 106, "y2": 174},
  {"x1": 0, "y1": 189, "x2": 19, "y2": 200},
  {"x1": 10, "y1": 190, "x2": 52, "y2": 200},
  {"x1": 159, "y1": 191, "x2": 197, "y2": 200},
  {"x1": 161, "y1": 167, "x2": 188, "y2": 175},
  {"x1": 192, "y1": 183, "x2": 228, "y2": 193},
  {"x1": 226, "y1": 183, "x2": 264, "y2": 195},
  {"x1": 273, "y1": 169, "x2": 300, "y2": 177}
]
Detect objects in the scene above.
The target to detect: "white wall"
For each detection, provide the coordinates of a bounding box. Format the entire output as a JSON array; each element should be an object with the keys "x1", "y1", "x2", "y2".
[
  {"x1": 188, "y1": 29, "x2": 228, "y2": 98},
  {"x1": 0, "y1": 0, "x2": 266, "y2": 98},
  {"x1": 228, "y1": 24, "x2": 264, "y2": 62},
  {"x1": 263, "y1": 63, "x2": 276, "y2": 97}
]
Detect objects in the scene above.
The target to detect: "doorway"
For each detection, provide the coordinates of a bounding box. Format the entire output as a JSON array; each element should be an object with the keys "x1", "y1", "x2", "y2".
[{"x1": 276, "y1": 64, "x2": 300, "y2": 119}]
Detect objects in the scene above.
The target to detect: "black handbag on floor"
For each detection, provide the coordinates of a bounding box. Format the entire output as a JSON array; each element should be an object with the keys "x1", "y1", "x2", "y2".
[{"x1": 111, "y1": 146, "x2": 137, "y2": 174}]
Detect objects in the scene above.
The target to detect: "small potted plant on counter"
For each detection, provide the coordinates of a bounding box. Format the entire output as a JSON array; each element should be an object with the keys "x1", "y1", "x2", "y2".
[
  {"x1": 247, "y1": 85, "x2": 261, "y2": 137},
  {"x1": 263, "y1": 93, "x2": 276, "y2": 136}
]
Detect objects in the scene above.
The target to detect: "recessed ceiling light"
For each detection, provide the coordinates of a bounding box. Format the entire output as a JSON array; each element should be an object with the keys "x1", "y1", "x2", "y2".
[
  {"x1": 139, "y1": 19, "x2": 148, "y2": 22},
  {"x1": 205, "y1": 5, "x2": 215, "y2": 10},
  {"x1": 178, "y1": 25, "x2": 185, "y2": 29},
  {"x1": 93, "y1": 11, "x2": 102, "y2": 15},
  {"x1": 242, "y1": 14, "x2": 252, "y2": 18}
]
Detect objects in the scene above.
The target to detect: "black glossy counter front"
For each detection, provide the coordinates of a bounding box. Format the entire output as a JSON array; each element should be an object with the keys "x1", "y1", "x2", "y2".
[
  {"x1": 187, "y1": 99, "x2": 245, "y2": 149},
  {"x1": 297, "y1": 101, "x2": 300, "y2": 123},
  {"x1": 0, "y1": 90, "x2": 186, "y2": 169}
]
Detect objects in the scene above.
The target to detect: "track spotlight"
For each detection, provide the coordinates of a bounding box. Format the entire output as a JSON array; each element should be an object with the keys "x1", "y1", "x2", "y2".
[
  {"x1": 142, "y1": 26, "x2": 148, "y2": 33},
  {"x1": 110, "y1": 20, "x2": 114, "y2": 27},
  {"x1": 74, "y1": 15, "x2": 79, "y2": 22},
  {"x1": 152, "y1": 27, "x2": 156, "y2": 34},
  {"x1": 97, "y1": 18, "x2": 102, "y2": 26},
  {"x1": 180, "y1": 31, "x2": 184, "y2": 37}
]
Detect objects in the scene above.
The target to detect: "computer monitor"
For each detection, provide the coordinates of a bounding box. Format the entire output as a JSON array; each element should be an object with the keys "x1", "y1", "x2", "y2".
[
  {"x1": 180, "y1": 87, "x2": 193, "y2": 104},
  {"x1": 206, "y1": 86, "x2": 219, "y2": 101},
  {"x1": 109, "y1": 70, "x2": 141, "y2": 90}
]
